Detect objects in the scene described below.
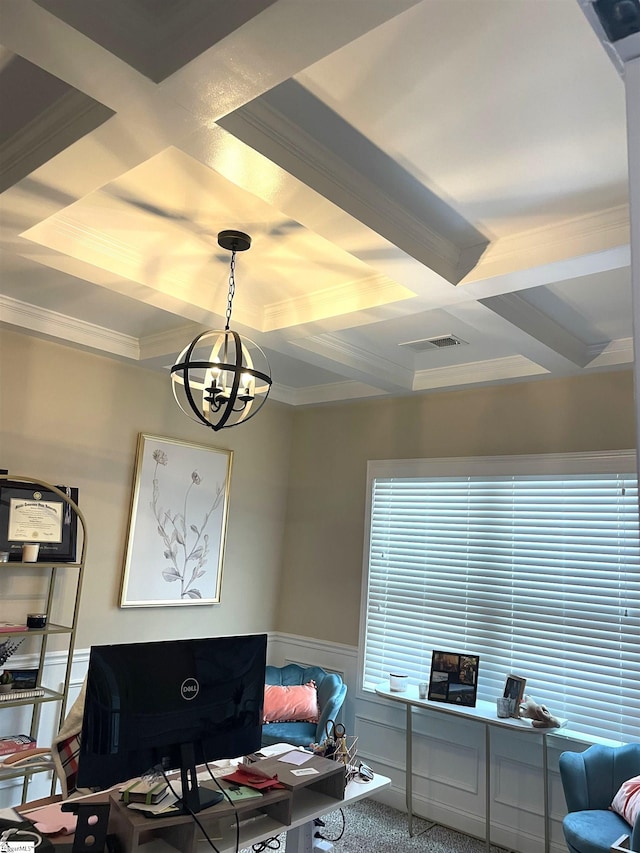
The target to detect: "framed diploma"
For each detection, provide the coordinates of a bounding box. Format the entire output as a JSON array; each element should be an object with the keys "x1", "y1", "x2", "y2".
[{"x1": 0, "y1": 481, "x2": 79, "y2": 562}]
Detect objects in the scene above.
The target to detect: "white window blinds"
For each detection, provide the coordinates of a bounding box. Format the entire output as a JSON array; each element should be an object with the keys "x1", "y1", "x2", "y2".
[{"x1": 361, "y1": 452, "x2": 640, "y2": 742}]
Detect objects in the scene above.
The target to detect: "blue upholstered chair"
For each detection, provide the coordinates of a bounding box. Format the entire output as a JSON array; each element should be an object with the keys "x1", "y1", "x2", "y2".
[
  {"x1": 261, "y1": 664, "x2": 347, "y2": 748},
  {"x1": 559, "y1": 743, "x2": 640, "y2": 853}
]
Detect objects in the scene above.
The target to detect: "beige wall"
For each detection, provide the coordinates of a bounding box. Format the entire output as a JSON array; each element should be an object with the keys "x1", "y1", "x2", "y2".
[
  {"x1": 0, "y1": 329, "x2": 293, "y2": 648},
  {"x1": 279, "y1": 371, "x2": 637, "y2": 646},
  {"x1": 1, "y1": 329, "x2": 636, "y2": 652}
]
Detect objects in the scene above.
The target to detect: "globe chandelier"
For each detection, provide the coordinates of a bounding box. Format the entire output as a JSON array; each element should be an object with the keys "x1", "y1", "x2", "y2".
[{"x1": 170, "y1": 230, "x2": 272, "y2": 431}]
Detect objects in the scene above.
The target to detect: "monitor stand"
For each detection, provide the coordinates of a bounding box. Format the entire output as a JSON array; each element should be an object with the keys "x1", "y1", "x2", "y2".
[{"x1": 178, "y1": 742, "x2": 224, "y2": 814}]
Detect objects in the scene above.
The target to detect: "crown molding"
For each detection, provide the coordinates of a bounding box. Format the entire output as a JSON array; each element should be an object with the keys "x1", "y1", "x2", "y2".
[
  {"x1": 0, "y1": 89, "x2": 114, "y2": 193},
  {"x1": 263, "y1": 274, "x2": 414, "y2": 332},
  {"x1": 0, "y1": 294, "x2": 140, "y2": 359},
  {"x1": 465, "y1": 205, "x2": 630, "y2": 284},
  {"x1": 139, "y1": 324, "x2": 205, "y2": 361},
  {"x1": 286, "y1": 380, "x2": 387, "y2": 406},
  {"x1": 586, "y1": 336, "x2": 634, "y2": 367},
  {"x1": 267, "y1": 383, "x2": 298, "y2": 406},
  {"x1": 4, "y1": 293, "x2": 625, "y2": 404},
  {"x1": 47, "y1": 215, "x2": 142, "y2": 266},
  {"x1": 413, "y1": 355, "x2": 548, "y2": 391},
  {"x1": 292, "y1": 333, "x2": 413, "y2": 391}
]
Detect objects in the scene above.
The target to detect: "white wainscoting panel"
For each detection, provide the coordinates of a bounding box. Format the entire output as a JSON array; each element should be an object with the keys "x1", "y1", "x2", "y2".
[
  {"x1": 0, "y1": 648, "x2": 89, "y2": 808},
  {"x1": 272, "y1": 633, "x2": 573, "y2": 853}
]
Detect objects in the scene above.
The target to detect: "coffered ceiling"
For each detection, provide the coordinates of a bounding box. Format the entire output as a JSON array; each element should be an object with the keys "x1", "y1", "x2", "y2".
[{"x1": 0, "y1": 0, "x2": 634, "y2": 406}]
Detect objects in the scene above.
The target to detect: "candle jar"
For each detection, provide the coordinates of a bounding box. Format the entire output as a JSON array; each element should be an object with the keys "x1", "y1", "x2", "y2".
[{"x1": 22, "y1": 543, "x2": 40, "y2": 562}]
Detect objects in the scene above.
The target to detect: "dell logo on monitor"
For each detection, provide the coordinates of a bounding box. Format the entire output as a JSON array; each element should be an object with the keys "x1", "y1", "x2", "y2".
[{"x1": 181, "y1": 677, "x2": 200, "y2": 701}]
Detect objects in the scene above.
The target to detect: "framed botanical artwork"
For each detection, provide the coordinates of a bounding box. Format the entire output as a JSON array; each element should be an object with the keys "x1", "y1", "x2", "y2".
[
  {"x1": 120, "y1": 434, "x2": 233, "y2": 607},
  {"x1": 503, "y1": 674, "x2": 527, "y2": 716},
  {"x1": 428, "y1": 649, "x2": 480, "y2": 707},
  {"x1": 0, "y1": 480, "x2": 79, "y2": 562}
]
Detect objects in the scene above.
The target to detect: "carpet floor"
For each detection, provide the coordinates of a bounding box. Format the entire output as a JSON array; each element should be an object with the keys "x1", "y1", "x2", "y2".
[{"x1": 242, "y1": 799, "x2": 514, "y2": 853}]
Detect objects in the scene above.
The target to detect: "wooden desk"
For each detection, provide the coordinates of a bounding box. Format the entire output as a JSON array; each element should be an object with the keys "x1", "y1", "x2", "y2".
[
  {"x1": 15, "y1": 755, "x2": 390, "y2": 853},
  {"x1": 108, "y1": 755, "x2": 390, "y2": 853},
  {"x1": 376, "y1": 682, "x2": 561, "y2": 853}
]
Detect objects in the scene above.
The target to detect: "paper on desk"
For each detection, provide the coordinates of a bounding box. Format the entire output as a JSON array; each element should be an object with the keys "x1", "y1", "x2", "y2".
[
  {"x1": 21, "y1": 802, "x2": 77, "y2": 835},
  {"x1": 0, "y1": 807, "x2": 22, "y2": 821},
  {"x1": 258, "y1": 742, "x2": 295, "y2": 757},
  {"x1": 278, "y1": 750, "x2": 313, "y2": 766},
  {"x1": 202, "y1": 762, "x2": 238, "y2": 779},
  {"x1": 291, "y1": 767, "x2": 318, "y2": 776}
]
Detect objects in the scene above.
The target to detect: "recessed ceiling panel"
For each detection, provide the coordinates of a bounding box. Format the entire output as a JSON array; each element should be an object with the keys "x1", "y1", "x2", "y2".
[
  {"x1": 0, "y1": 254, "x2": 186, "y2": 338},
  {"x1": 296, "y1": 0, "x2": 628, "y2": 237},
  {"x1": 20, "y1": 147, "x2": 415, "y2": 332},
  {"x1": 34, "y1": 0, "x2": 279, "y2": 83},
  {"x1": 0, "y1": 51, "x2": 114, "y2": 192}
]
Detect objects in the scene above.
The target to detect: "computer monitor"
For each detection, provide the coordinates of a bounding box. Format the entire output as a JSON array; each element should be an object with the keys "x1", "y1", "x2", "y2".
[{"x1": 76, "y1": 633, "x2": 267, "y2": 813}]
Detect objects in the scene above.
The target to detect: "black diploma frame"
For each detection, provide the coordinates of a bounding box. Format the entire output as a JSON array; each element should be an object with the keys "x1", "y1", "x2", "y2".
[{"x1": 0, "y1": 481, "x2": 79, "y2": 562}]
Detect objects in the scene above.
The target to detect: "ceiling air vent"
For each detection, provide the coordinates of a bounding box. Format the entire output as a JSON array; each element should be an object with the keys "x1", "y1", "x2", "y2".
[{"x1": 398, "y1": 334, "x2": 467, "y2": 352}]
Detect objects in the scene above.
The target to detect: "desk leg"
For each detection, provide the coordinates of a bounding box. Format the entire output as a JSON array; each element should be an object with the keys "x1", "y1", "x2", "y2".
[
  {"x1": 406, "y1": 703, "x2": 414, "y2": 836},
  {"x1": 285, "y1": 821, "x2": 314, "y2": 853},
  {"x1": 543, "y1": 734, "x2": 550, "y2": 853},
  {"x1": 485, "y1": 723, "x2": 491, "y2": 853}
]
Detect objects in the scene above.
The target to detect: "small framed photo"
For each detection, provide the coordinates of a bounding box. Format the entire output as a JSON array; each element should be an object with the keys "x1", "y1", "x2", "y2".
[
  {"x1": 428, "y1": 650, "x2": 479, "y2": 707},
  {"x1": 6, "y1": 668, "x2": 39, "y2": 690},
  {"x1": 503, "y1": 674, "x2": 527, "y2": 716}
]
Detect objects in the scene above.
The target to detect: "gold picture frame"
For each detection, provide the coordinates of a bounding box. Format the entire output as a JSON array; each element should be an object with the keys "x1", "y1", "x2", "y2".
[{"x1": 120, "y1": 434, "x2": 232, "y2": 607}]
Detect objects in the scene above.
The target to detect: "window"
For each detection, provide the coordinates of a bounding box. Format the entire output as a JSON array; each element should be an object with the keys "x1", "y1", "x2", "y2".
[{"x1": 360, "y1": 452, "x2": 639, "y2": 742}]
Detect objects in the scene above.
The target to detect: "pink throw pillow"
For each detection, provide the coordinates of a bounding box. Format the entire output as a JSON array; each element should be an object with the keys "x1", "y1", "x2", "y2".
[
  {"x1": 611, "y1": 774, "x2": 640, "y2": 826},
  {"x1": 263, "y1": 681, "x2": 319, "y2": 723}
]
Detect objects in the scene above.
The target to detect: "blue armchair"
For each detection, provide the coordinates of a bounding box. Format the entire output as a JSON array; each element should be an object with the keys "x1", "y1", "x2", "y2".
[
  {"x1": 559, "y1": 743, "x2": 640, "y2": 853},
  {"x1": 261, "y1": 664, "x2": 347, "y2": 748}
]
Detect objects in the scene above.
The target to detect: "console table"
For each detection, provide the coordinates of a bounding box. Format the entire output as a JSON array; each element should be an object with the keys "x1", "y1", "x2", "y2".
[{"x1": 376, "y1": 682, "x2": 561, "y2": 853}]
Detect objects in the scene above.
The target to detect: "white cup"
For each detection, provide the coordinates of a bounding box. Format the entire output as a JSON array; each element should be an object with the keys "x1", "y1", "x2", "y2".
[
  {"x1": 389, "y1": 673, "x2": 408, "y2": 692},
  {"x1": 22, "y1": 543, "x2": 40, "y2": 562},
  {"x1": 496, "y1": 697, "x2": 512, "y2": 718}
]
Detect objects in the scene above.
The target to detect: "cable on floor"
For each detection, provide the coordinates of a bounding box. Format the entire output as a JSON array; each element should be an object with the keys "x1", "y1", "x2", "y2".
[
  {"x1": 251, "y1": 837, "x2": 281, "y2": 851},
  {"x1": 314, "y1": 808, "x2": 346, "y2": 842}
]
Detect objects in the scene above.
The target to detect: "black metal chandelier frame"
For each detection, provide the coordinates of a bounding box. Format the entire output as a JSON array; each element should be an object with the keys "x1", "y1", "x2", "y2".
[{"x1": 170, "y1": 230, "x2": 272, "y2": 431}]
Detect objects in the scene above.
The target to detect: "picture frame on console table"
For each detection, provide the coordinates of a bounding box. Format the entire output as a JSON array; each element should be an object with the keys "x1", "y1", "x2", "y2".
[
  {"x1": 120, "y1": 434, "x2": 233, "y2": 607},
  {"x1": 428, "y1": 649, "x2": 479, "y2": 707},
  {"x1": 0, "y1": 480, "x2": 78, "y2": 562},
  {"x1": 503, "y1": 673, "x2": 527, "y2": 716}
]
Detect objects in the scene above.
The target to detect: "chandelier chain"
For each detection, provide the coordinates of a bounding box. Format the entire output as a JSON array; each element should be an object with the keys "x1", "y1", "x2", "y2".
[{"x1": 225, "y1": 250, "x2": 237, "y2": 331}]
